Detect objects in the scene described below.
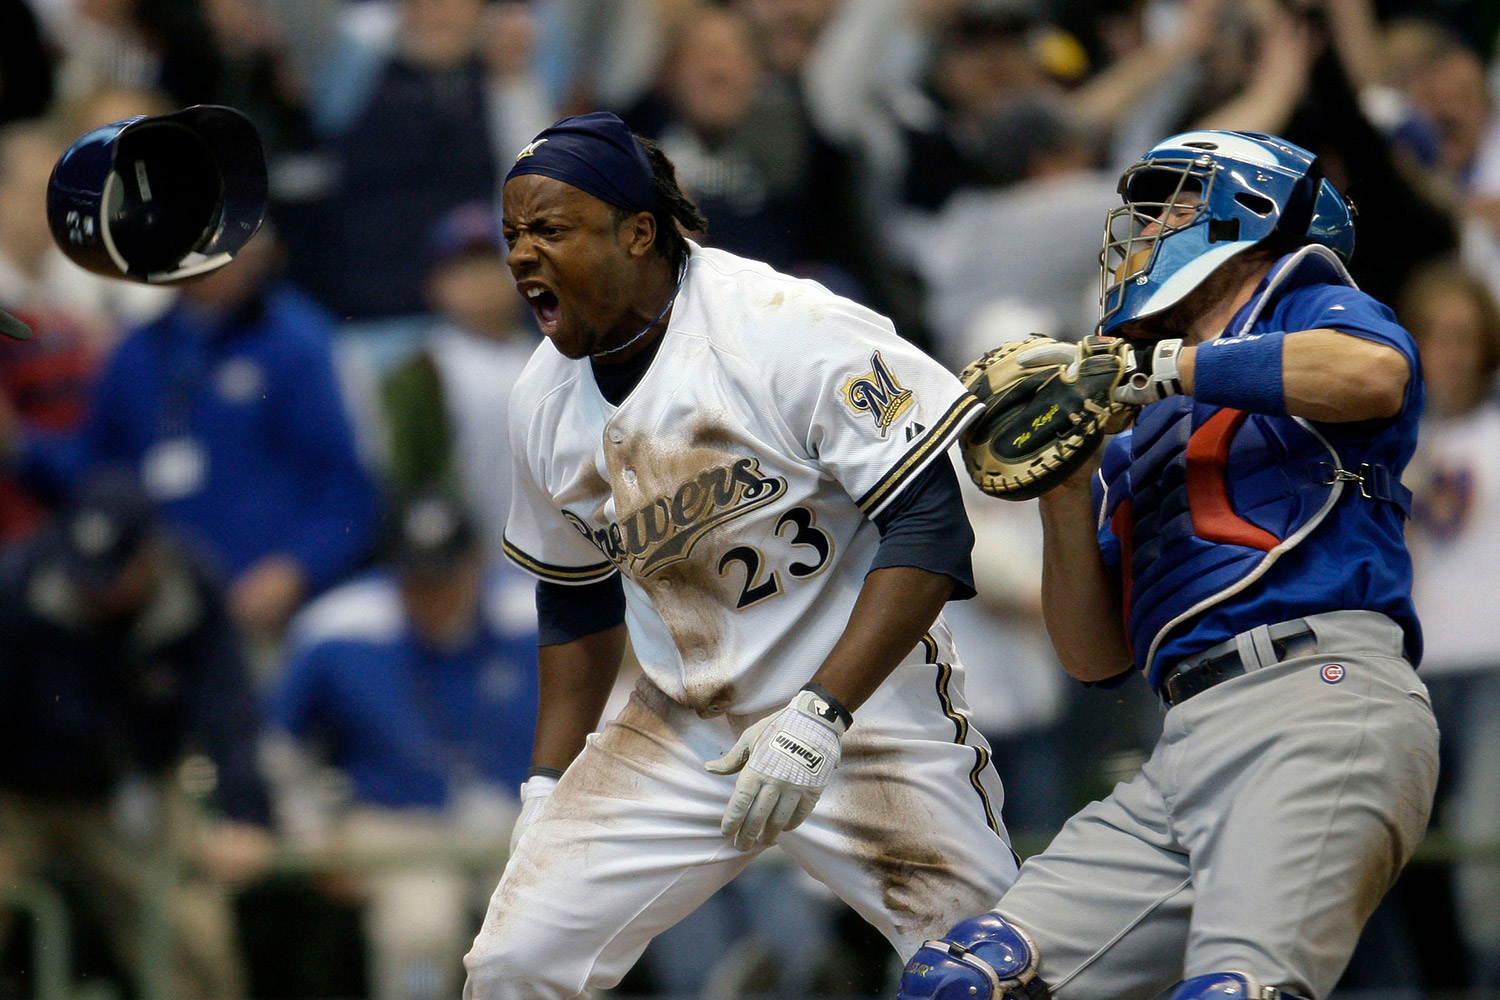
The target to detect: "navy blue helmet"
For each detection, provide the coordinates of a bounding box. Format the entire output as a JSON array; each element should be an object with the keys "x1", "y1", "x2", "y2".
[{"x1": 47, "y1": 104, "x2": 267, "y2": 284}]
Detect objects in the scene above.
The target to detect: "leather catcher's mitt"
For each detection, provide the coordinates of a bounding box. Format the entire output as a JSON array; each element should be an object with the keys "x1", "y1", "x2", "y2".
[{"x1": 959, "y1": 336, "x2": 1138, "y2": 500}]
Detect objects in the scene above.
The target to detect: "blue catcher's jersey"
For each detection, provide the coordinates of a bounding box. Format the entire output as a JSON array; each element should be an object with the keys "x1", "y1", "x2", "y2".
[{"x1": 1094, "y1": 247, "x2": 1424, "y2": 689}]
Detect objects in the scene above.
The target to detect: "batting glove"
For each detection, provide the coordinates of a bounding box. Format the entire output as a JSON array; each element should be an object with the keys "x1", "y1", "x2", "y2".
[
  {"x1": 705, "y1": 686, "x2": 850, "y2": 851},
  {"x1": 1113, "y1": 338, "x2": 1185, "y2": 406},
  {"x1": 508, "y1": 773, "x2": 558, "y2": 857}
]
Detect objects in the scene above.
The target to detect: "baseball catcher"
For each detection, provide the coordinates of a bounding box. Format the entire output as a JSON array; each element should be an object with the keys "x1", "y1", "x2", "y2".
[{"x1": 903, "y1": 129, "x2": 1437, "y2": 1000}]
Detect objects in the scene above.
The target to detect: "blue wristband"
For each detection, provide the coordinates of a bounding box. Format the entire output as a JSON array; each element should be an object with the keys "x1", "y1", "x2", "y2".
[{"x1": 1191, "y1": 331, "x2": 1287, "y2": 414}]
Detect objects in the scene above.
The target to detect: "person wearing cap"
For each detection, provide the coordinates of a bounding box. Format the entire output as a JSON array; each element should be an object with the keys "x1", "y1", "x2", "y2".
[
  {"x1": 466, "y1": 111, "x2": 1018, "y2": 998},
  {"x1": 264, "y1": 490, "x2": 540, "y2": 1000},
  {"x1": 3, "y1": 227, "x2": 380, "y2": 643},
  {"x1": 381, "y1": 202, "x2": 540, "y2": 557},
  {"x1": 0, "y1": 466, "x2": 273, "y2": 1000}
]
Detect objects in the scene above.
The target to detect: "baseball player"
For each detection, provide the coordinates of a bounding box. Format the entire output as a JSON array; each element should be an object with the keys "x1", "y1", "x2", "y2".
[
  {"x1": 462, "y1": 112, "x2": 1019, "y2": 999},
  {"x1": 900, "y1": 131, "x2": 1441, "y2": 1000}
]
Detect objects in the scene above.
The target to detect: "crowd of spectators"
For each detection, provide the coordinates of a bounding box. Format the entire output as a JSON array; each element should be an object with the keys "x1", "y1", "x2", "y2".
[{"x1": 1, "y1": 0, "x2": 1499, "y2": 997}]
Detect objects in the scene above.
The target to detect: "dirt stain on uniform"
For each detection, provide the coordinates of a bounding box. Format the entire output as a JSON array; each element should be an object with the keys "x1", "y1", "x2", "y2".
[
  {"x1": 607, "y1": 419, "x2": 766, "y2": 717},
  {"x1": 486, "y1": 678, "x2": 685, "y2": 931},
  {"x1": 832, "y1": 736, "x2": 986, "y2": 943}
]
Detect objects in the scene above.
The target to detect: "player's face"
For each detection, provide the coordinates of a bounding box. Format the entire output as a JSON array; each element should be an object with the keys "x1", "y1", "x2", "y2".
[
  {"x1": 1139, "y1": 188, "x2": 1201, "y2": 239},
  {"x1": 1107, "y1": 184, "x2": 1203, "y2": 297},
  {"x1": 502, "y1": 175, "x2": 646, "y2": 359}
]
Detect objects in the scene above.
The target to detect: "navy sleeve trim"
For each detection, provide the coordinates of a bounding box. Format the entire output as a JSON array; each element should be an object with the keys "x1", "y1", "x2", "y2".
[
  {"x1": 869, "y1": 456, "x2": 976, "y2": 600},
  {"x1": 536, "y1": 576, "x2": 627, "y2": 646}
]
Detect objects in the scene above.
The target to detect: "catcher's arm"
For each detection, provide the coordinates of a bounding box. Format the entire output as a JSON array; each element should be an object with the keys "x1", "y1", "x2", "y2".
[
  {"x1": 1116, "y1": 329, "x2": 1408, "y2": 422},
  {"x1": 1036, "y1": 466, "x2": 1132, "y2": 682}
]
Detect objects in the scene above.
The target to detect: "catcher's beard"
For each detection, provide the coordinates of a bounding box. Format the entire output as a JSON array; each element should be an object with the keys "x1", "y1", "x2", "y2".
[{"x1": 1118, "y1": 246, "x2": 1277, "y2": 344}]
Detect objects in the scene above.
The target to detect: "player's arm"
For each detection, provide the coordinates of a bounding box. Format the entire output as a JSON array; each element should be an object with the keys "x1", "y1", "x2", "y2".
[
  {"x1": 1037, "y1": 464, "x2": 1133, "y2": 682},
  {"x1": 808, "y1": 457, "x2": 973, "y2": 711},
  {"x1": 529, "y1": 578, "x2": 627, "y2": 773},
  {"x1": 507, "y1": 577, "x2": 625, "y2": 856},
  {"x1": 1127, "y1": 328, "x2": 1410, "y2": 422},
  {"x1": 707, "y1": 458, "x2": 975, "y2": 850},
  {"x1": 809, "y1": 565, "x2": 956, "y2": 711}
]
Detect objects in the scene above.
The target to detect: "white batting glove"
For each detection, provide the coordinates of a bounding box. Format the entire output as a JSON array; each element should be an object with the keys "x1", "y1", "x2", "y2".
[
  {"x1": 1113, "y1": 338, "x2": 1185, "y2": 405},
  {"x1": 508, "y1": 773, "x2": 558, "y2": 856},
  {"x1": 705, "y1": 687, "x2": 849, "y2": 851}
]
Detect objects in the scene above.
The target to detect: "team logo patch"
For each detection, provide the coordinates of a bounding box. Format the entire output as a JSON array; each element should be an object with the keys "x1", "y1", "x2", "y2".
[
  {"x1": 771, "y1": 731, "x2": 825, "y2": 773},
  {"x1": 841, "y1": 351, "x2": 914, "y2": 436},
  {"x1": 515, "y1": 138, "x2": 547, "y2": 160},
  {"x1": 1320, "y1": 663, "x2": 1346, "y2": 684}
]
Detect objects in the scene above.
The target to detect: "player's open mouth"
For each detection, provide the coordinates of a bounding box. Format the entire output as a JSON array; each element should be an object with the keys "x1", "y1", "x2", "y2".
[{"x1": 525, "y1": 287, "x2": 561, "y2": 334}]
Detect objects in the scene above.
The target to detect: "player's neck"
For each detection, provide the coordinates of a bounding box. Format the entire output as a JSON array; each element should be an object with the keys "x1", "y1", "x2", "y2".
[
  {"x1": 594, "y1": 261, "x2": 683, "y2": 365},
  {"x1": 1188, "y1": 259, "x2": 1274, "y2": 344}
]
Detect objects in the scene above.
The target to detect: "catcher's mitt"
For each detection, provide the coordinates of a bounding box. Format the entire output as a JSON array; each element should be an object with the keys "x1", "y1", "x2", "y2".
[{"x1": 958, "y1": 336, "x2": 1138, "y2": 500}]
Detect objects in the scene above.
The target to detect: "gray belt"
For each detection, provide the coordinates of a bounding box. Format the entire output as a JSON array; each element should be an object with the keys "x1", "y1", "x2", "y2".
[{"x1": 1162, "y1": 619, "x2": 1319, "y2": 707}]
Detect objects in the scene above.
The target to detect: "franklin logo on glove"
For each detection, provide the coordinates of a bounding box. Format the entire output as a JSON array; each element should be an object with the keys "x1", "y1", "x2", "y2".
[{"x1": 771, "y1": 732, "x2": 826, "y2": 772}]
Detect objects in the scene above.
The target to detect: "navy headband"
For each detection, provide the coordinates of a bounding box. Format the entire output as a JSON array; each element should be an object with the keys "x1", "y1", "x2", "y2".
[{"x1": 505, "y1": 112, "x2": 658, "y2": 214}]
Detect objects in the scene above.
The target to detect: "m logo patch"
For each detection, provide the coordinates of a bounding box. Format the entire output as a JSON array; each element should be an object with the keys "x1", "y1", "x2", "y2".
[
  {"x1": 841, "y1": 351, "x2": 915, "y2": 436},
  {"x1": 771, "y1": 731, "x2": 825, "y2": 773}
]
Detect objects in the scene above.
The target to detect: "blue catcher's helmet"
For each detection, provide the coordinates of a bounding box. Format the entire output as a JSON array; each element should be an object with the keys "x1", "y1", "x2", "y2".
[
  {"x1": 1098, "y1": 130, "x2": 1355, "y2": 336},
  {"x1": 47, "y1": 105, "x2": 267, "y2": 284}
]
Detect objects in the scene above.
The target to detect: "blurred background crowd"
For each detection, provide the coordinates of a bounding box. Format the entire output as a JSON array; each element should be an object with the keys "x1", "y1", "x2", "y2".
[{"x1": 1, "y1": 0, "x2": 1499, "y2": 997}]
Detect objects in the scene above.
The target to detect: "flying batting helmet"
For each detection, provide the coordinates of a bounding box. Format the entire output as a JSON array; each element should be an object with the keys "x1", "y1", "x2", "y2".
[{"x1": 47, "y1": 104, "x2": 267, "y2": 284}]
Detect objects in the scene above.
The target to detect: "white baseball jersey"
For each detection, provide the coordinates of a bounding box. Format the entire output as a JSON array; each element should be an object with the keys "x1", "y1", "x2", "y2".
[{"x1": 502, "y1": 243, "x2": 982, "y2": 717}]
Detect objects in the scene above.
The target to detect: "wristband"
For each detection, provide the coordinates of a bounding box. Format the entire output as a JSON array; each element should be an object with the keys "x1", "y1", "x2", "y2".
[
  {"x1": 527, "y1": 766, "x2": 565, "y2": 781},
  {"x1": 1191, "y1": 331, "x2": 1287, "y2": 415},
  {"x1": 799, "y1": 683, "x2": 853, "y2": 734}
]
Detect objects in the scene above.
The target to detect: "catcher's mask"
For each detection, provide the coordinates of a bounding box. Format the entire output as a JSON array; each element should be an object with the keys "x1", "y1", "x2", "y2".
[
  {"x1": 1098, "y1": 130, "x2": 1354, "y2": 336},
  {"x1": 47, "y1": 105, "x2": 267, "y2": 284}
]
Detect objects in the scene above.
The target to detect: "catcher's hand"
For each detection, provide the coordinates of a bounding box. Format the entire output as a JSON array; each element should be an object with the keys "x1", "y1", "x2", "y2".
[{"x1": 958, "y1": 336, "x2": 1138, "y2": 500}]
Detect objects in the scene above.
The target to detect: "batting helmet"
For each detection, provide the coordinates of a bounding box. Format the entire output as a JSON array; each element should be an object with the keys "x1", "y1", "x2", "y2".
[
  {"x1": 1098, "y1": 130, "x2": 1355, "y2": 336},
  {"x1": 47, "y1": 104, "x2": 267, "y2": 284}
]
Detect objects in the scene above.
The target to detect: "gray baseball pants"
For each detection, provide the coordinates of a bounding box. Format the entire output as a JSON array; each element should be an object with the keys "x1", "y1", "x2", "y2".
[{"x1": 996, "y1": 610, "x2": 1440, "y2": 1000}]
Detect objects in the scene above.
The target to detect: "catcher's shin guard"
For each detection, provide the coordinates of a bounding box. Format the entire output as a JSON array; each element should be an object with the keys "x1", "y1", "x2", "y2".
[
  {"x1": 1168, "y1": 972, "x2": 1308, "y2": 1000},
  {"x1": 898, "y1": 912, "x2": 1049, "y2": 1000}
]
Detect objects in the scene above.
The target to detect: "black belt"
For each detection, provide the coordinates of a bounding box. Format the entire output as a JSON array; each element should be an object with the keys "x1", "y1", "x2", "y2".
[{"x1": 1162, "y1": 624, "x2": 1318, "y2": 707}]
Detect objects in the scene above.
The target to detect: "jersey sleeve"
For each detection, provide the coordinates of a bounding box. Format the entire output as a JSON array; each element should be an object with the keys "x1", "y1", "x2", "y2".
[
  {"x1": 764, "y1": 302, "x2": 982, "y2": 518},
  {"x1": 1287, "y1": 285, "x2": 1423, "y2": 416},
  {"x1": 501, "y1": 390, "x2": 619, "y2": 585}
]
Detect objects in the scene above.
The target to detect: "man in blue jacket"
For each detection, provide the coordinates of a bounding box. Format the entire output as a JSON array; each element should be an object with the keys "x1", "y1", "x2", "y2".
[
  {"x1": 900, "y1": 132, "x2": 1440, "y2": 1000},
  {"x1": 5, "y1": 229, "x2": 378, "y2": 639},
  {"x1": 266, "y1": 491, "x2": 539, "y2": 1000}
]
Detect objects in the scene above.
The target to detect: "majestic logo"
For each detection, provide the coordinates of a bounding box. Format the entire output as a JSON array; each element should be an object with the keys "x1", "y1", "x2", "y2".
[
  {"x1": 515, "y1": 138, "x2": 548, "y2": 160},
  {"x1": 841, "y1": 351, "x2": 914, "y2": 436},
  {"x1": 770, "y1": 731, "x2": 825, "y2": 773},
  {"x1": 563, "y1": 457, "x2": 786, "y2": 578}
]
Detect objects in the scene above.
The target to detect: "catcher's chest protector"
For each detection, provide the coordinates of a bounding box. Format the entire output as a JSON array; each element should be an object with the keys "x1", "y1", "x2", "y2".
[{"x1": 1101, "y1": 399, "x2": 1339, "y2": 685}]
